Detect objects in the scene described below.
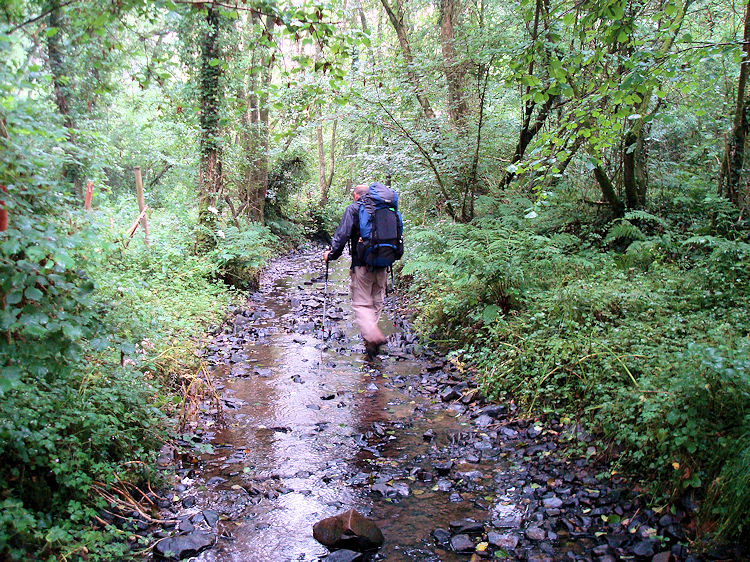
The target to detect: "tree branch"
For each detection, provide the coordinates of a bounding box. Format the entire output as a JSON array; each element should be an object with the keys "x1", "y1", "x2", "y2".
[{"x1": 5, "y1": 0, "x2": 81, "y2": 34}]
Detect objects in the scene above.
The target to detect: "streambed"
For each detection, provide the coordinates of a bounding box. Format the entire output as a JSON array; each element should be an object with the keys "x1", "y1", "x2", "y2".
[{"x1": 152, "y1": 247, "x2": 703, "y2": 562}]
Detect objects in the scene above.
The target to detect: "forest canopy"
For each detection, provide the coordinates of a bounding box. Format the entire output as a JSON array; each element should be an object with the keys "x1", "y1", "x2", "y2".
[{"x1": 1, "y1": 0, "x2": 749, "y2": 558}]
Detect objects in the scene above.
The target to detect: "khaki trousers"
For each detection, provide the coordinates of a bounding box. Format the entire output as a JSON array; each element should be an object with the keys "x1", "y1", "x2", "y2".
[{"x1": 350, "y1": 266, "x2": 387, "y2": 344}]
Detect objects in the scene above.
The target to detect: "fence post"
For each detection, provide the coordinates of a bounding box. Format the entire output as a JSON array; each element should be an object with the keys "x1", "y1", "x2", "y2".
[
  {"x1": 84, "y1": 180, "x2": 93, "y2": 210},
  {"x1": 133, "y1": 166, "x2": 150, "y2": 246},
  {"x1": 0, "y1": 185, "x2": 7, "y2": 232}
]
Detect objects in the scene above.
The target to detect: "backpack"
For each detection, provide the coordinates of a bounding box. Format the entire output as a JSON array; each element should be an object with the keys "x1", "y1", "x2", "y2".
[{"x1": 357, "y1": 182, "x2": 404, "y2": 269}]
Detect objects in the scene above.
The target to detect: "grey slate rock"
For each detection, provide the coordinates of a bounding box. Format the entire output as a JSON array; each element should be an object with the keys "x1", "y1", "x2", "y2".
[
  {"x1": 450, "y1": 534, "x2": 474, "y2": 553},
  {"x1": 154, "y1": 530, "x2": 216, "y2": 559}
]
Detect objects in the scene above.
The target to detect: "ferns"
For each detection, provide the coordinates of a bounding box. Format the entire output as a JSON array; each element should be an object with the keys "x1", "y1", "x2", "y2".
[
  {"x1": 604, "y1": 219, "x2": 647, "y2": 245},
  {"x1": 624, "y1": 209, "x2": 668, "y2": 229}
]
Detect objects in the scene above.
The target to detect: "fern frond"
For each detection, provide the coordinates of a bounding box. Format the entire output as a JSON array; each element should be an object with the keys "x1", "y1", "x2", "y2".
[{"x1": 604, "y1": 220, "x2": 646, "y2": 245}]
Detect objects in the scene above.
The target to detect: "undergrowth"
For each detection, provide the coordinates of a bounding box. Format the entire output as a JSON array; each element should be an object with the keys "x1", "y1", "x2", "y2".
[
  {"x1": 0, "y1": 199, "x2": 277, "y2": 560},
  {"x1": 403, "y1": 190, "x2": 750, "y2": 544}
]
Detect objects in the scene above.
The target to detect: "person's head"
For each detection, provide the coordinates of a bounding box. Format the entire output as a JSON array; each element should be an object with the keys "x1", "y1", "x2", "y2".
[{"x1": 353, "y1": 184, "x2": 368, "y2": 201}]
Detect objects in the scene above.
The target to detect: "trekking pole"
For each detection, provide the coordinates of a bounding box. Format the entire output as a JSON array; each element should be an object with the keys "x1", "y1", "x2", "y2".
[{"x1": 323, "y1": 246, "x2": 330, "y2": 338}]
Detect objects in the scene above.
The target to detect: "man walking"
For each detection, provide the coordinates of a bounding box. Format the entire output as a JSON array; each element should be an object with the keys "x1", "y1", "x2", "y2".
[{"x1": 323, "y1": 184, "x2": 388, "y2": 358}]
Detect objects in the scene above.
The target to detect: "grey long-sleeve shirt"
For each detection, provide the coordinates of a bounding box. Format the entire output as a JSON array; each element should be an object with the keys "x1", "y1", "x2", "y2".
[{"x1": 328, "y1": 201, "x2": 363, "y2": 269}]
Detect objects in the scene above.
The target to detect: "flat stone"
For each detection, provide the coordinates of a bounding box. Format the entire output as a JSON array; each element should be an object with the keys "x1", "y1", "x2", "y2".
[
  {"x1": 312, "y1": 509, "x2": 384, "y2": 551},
  {"x1": 200, "y1": 509, "x2": 219, "y2": 527},
  {"x1": 433, "y1": 461, "x2": 453, "y2": 475},
  {"x1": 482, "y1": 404, "x2": 507, "y2": 418},
  {"x1": 450, "y1": 534, "x2": 474, "y2": 553},
  {"x1": 431, "y1": 528, "x2": 451, "y2": 544},
  {"x1": 440, "y1": 386, "x2": 461, "y2": 402},
  {"x1": 542, "y1": 496, "x2": 563, "y2": 509},
  {"x1": 449, "y1": 519, "x2": 484, "y2": 535},
  {"x1": 525, "y1": 526, "x2": 545, "y2": 541},
  {"x1": 651, "y1": 552, "x2": 673, "y2": 562},
  {"x1": 487, "y1": 531, "x2": 518, "y2": 549},
  {"x1": 154, "y1": 530, "x2": 215, "y2": 559},
  {"x1": 475, "y1": 414, "x2": 494, "y2": 427},
  {"x1": 633, "y1": 540, "x2": 656, "y2": 558}
]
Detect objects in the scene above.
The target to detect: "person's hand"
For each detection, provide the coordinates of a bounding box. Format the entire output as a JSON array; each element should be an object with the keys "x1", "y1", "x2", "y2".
[{"x1": 323, "y1": 250, "x2": 330, "y2": 262}]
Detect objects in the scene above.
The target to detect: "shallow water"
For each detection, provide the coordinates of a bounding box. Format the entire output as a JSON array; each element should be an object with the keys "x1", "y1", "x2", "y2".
[{"x1": 190, "y1": 254, "x2": 493, "y2": 561}]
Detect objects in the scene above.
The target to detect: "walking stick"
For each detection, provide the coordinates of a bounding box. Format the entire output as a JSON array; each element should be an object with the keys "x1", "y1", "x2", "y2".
[{"x1": 323, "y1": 247, "x2": 330, "y2": 338}]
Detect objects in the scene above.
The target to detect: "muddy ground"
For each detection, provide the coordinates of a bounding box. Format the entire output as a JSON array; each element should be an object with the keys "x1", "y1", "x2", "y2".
[{"x1": 147, "y1": 247, "x2": 738, "y2": 562}]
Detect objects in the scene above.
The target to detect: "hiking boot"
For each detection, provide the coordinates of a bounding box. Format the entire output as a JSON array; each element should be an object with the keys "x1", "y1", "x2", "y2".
[{"x1": 365, "y1": 338, "x2": 388, "y2": 359}]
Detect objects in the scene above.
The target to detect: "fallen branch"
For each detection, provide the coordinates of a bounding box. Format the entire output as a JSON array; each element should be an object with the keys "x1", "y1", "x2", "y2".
[{"x1": 124, "y1": 205, "x2": 149, "y2": 247}]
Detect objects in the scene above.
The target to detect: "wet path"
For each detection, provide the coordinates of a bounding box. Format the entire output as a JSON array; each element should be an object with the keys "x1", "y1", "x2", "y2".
[
  {"x1": 179, "y1": 248, "x2": 490, "y2": 561},
  {"x1": 155, "y1": 248, "x2": 705, "y2": 562}
]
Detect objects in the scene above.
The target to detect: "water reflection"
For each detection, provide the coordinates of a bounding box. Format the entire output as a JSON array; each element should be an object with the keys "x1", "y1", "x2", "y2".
[{"x1": 193, "y1": 261, "x2": 483, "y2": 561}]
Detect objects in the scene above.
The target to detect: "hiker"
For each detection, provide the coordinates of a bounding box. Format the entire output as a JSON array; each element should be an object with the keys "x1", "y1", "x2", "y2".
[{"x1": 323, "y1": 182, "x2": 403, "y2": 358}]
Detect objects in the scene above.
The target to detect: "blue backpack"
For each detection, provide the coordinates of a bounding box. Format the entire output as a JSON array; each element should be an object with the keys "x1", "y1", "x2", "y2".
[{"x1": 357, "y1": 182, "x2": 404, "y2": 269}]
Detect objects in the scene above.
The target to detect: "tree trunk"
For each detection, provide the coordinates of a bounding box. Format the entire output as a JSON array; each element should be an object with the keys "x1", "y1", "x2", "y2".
[
  {"x1": 439, "y1": 0, "x2": 468, "y2": 130},
  {"x1": 379, "y1": 0, "x2": 435, "y2": 119},
  {"x1": 499, "y1": 95, "x2": 556, "y2": 189},
  {"x1": 594, "y1": 164, "x2": 624, "y2": 217},
  {"x1": 718, "y1": 0, "x2": 750, "y2": 207},
  {"x1": 325, "y1": 119, "x2": 337, "y2": 199},
  {"x1": 499, "y1": 0, "x2": 554, "y2": 190},
  {"x1": 46, "y1": 0, "x2": 82, "y2": 197},
  {"x1": 197, "y1": 5, "x2": 223, "y2": 249},
  {"x1": 240, "y1": 14, "x2": 274, "y2": 224},
  {"x1": 623, "y1": 130, "x2": 639, "y2": 208},
  {"x1": 316, "y1": 121, "x2": 327, "y2": 203},
  {"x1": 621, "y1": 0, "x2": 691, "y2": 208}
]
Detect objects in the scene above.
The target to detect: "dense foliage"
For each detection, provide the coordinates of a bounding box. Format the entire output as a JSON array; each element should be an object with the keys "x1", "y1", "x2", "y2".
[
  {"x1": 0, "y1": 22, "x2": 277, "y2": 557},
  {"x1": 1, "y1": 0, "x2": 749, "y2": 556},
  {"x1": 403, "y1": 190, "x2": 750, "y2": 539}
]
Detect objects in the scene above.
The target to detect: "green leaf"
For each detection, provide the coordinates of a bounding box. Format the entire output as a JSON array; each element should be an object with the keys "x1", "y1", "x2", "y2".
[
  {"x1": 6, "y1": 291, "x2": 22, "y2": 305},
  {"x1": 482, "y1": 304, "x2": 501, "y2": 324},
  {"x1": 0, "y1": 366, "x2": 21, "y2": 395},
  {"x1": 24, "y1": 287, "x2": 43, "y2": 301}
]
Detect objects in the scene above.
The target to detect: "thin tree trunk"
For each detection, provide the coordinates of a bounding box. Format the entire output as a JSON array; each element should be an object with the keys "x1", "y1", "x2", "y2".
[
  {"x1": 622, "y1": 0, "x2": 691, "y2": 208},
  {"x1": 197, "y1": 5, "x2": 223, "y2": 249},
  {"x1": 326, "y1": 120, "x2": 337, "y2": 194},
  {"x1": 46, "y1": 0, "x2": 81, "y2": 197},
  {"x1": 500, "y1": 95, "x2": 556, "y2": 189},
  {"x1": 499, "y1": 0, "x2": 554, "y2": 190},
  {"x1": 719, "y1": 0, "x2": 750, "y2": 206},
  {"x1": 439, "y1": 0, "x2": 468, "y2": 130},
  {"x1": 316, "y1": 120, "x2": 327, "y2": 203},
  {"x1": 379, "y1": 0, "x2": 435, "y2": 119},
  {"x1": 240, "y1": 14, "x2": 273, "y2": 224}
]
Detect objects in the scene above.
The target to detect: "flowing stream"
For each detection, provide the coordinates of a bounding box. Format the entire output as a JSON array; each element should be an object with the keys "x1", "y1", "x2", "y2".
[{"x1": 155, "y1": 247, "x2": 699, "y2": 562}]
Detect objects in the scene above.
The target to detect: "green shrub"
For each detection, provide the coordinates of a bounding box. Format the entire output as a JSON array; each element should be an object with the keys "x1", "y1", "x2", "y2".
[{"x1": 403, "y1": 190, "x2": 750, "y2": 541}]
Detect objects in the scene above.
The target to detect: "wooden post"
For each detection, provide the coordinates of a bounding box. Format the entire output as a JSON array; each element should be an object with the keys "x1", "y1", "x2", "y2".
[
  {"x1": 84, "y1": 180, "x2": 93, "y2": 210},
  {"x1": 133, "y1": 166, "x2": 150, "y2": 246},
  {"x1": 0, "y1": 185, "x2": 7, "y2": 232}
]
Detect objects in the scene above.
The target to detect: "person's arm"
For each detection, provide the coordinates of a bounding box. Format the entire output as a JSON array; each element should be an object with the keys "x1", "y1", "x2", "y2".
[{"x1": 325, "y1": 204, "x2": 357, "y2": 261}]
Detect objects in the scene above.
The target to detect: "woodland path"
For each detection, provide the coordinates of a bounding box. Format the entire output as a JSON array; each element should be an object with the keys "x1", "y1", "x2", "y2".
[{"x1": 154, "y1": 247, "x2": 696, "y2": 562}]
